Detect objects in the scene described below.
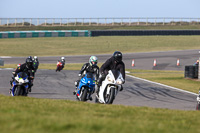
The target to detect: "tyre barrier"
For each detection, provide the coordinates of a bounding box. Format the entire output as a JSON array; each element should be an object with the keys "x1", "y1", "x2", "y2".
[
  {"x1": 91, "y1": 30, "x2": 200, "y2": 36},
  {"x1": 0, "y1": 30, "x2": 90, "y2": 39},
  {"x1": 185, "y1": 65, "x2": 199, "y2": 79}
]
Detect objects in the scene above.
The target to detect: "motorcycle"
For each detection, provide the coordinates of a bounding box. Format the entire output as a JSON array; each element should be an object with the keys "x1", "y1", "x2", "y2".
[
  {"x1": 56, "y1": 61, "x2": 64, "y2": 72},
  {"x1": 10, "y1": 72, "x2": 29, "y2": 96},
  {"x1": 95, "y1": 70, "x2": 124, "y2": 104},
  {"x1": 196, "y1": 90, "x2": 200, "y2": 110},
  {"x1": 74, "y1": 72, "x2": 96, "y2": 101}
]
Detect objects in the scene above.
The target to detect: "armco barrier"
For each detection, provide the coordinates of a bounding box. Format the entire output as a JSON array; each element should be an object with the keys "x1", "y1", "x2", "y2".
[
  {"x1": 0, "y1": 30, "x2": 90, "y2": 39},
  {"x1": 91, "y1": 30, "x2": 200, "y2": 36}
]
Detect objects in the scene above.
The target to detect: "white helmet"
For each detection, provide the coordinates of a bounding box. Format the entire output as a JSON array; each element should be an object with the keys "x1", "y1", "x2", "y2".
[
  {"x1": 34, "y1": 56, "x2": 38, "y2": 60},
  {"x1": 89, "y1": 56, "x2": 98, "y2": 66},
  {"x1": 61, "y1": 57, "x2": 65, "y2": 60}
]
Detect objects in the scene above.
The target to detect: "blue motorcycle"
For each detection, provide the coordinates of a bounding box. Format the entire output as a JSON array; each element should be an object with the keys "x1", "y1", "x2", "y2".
[
  {"x1": 75, "y1": 72, "x2": 96, "y2": 101},
  {"x1": 10, "y1": 72, "x2": 29, "y2": 96}
]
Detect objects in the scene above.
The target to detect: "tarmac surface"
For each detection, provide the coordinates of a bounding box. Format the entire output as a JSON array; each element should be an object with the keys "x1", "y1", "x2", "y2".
[{"x1": 0, "y1": 49, "x2": 199, "y2": 110}]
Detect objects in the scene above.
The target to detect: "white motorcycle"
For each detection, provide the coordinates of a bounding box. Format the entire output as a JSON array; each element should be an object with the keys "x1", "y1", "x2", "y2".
[
  {"x1": 95, "y1": 70, "x2": 124, "y2": 104},
  {"x1": 196, "y1": 90, "x2": 200, "y2": 110}
]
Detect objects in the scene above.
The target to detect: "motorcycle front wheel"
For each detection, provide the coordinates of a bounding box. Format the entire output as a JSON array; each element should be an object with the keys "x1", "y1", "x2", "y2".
[
  {"x1": 15, "y1": 86, "x2": 23, "y2": 96},
  {"x1": 196, "y1": 103, "x2": 200, "y2": 110},
  {"x1": 80, "y1": 87, "x2": 88, "y2": 101},
  {"x1": 105, "y1": 87, "x2": 115, "y2": 104}
]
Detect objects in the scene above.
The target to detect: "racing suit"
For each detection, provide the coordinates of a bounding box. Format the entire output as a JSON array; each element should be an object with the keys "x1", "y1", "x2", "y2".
[{"x1": 97, "y1": 56, "x2": 125, "y2": 92}]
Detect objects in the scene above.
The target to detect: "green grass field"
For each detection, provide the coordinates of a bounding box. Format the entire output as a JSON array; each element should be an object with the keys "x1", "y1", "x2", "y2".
[
  {"x1": 1, "y1": 94, "x2": 200, "y2": 133},
  {"x1": 0, "y1": 36, "x2": 200, "y2": 56}
]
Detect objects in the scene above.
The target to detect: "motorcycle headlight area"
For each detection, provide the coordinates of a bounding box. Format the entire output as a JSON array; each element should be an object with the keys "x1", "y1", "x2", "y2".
[
  {"x1": 107, "y1": 76, "x2": 114, "y2": 83},
  {"x1": 18, "y1": 78, "x2": 25, "y2": 84},
  {"x1": 116, "y1": 80, "x2": 123, "y2": 85},
  {"x1": 197, "y1": 96, "x2": 200, "y2": 102}
]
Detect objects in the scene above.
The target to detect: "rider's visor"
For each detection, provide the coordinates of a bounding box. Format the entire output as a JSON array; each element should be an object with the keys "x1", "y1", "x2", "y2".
[{"x1": 92, "y1": 61, "x2": 97, "y2": 65}]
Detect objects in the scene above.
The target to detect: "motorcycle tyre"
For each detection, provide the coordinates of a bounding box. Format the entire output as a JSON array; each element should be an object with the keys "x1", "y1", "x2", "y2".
[
  {"x1": 196, "y1": 103, "x2": 200, "y2": 110},
  {"x1": 15, "y1": 86, "x2": 23, "y2": 96},
  {"x1": 105, "y1": 87, "x2": 115, "y2": 104},
  {"x1": 80, "y1": 87, "x2": 88, "y2": 102}
]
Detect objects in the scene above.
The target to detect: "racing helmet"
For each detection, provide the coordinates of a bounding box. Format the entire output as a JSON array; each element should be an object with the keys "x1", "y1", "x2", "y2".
[
  {"x1": 26, "y1": 58, "x2": 33, "y2": 68},
  {"x1": 89, "y1": 56, "x2": 98, "y2": 66},
  {"x1": 17, "y1": 64, "x2": 21, "y2": 67},
  {"x1": 34, "y1": 56, "x2": 38, "y2": 60},
  {"x1": 113, "y1": 51, "x2": 122, "y2": 62},
  {"x1": 61, "y1": 57, "x2": 65, "y2": 62},
  {"x1": 28, "y1": 56, "x2": 33, "y2": 60}
]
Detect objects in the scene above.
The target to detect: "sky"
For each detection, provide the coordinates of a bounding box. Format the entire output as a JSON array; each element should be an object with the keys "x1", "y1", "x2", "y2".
[{"x1": 0, "y1": 0, "x2": 200, "y2": 18}]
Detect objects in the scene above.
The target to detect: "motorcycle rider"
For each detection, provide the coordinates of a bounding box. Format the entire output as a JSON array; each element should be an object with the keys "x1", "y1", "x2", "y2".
[
  {"x1": 56, "y1": 57, "x2": 65, "y2": 72},
  {"x1": 96, "y1": 51, "x2": 125, "y2": 95},
  {"x1": 73, "y1": 56, "x2": 99, "y2": 100},
  {"x1": 10, "y1": 57, "x2": 35, "y2": 94},
  {"x1": 33, "y1": 56, "x2": 39, "y2": 73}
]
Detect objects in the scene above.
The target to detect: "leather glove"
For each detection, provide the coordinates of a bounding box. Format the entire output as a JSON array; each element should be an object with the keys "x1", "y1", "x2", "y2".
[{"x1": 12, "y1": 71, "x2": 16, "y2": 75}]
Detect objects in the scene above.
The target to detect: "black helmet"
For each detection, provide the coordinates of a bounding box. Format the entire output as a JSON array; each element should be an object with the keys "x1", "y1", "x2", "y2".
[
  {"x1": 113, "y1": 51, "x2": 122, "y2": 62},
  {"x1": 28, "y1": 56, "x2": 33, "y2": 60},
  {"x1": 26, "y1": 58, "x2": 33, "y2": 68}
]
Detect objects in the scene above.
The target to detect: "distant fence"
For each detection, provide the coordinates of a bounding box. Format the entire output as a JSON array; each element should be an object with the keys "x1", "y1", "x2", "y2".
[{"x1": 0, "y1": 17, "x2": 200, "y2": 27}]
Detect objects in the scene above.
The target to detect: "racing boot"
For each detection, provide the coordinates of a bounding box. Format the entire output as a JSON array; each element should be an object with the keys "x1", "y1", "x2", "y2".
[
  {"x1": 96, "y1": 85, "x2": 100, "y2": 98},
  {"x1": 73, "y1": 89, "x2": 77, "y2": 95},
  {"x1": 89, "y1": 96, "x2": 93, "y2": 101}
]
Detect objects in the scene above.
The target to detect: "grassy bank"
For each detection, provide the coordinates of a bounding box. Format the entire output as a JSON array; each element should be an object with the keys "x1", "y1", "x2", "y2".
[
  {"x1": 128, "y1": 69, "x2": 200, "y2": 93},
  {"x1": 0, "y1": 94, "x2": 200, "y2": 133},
  {"x1": 0, "y1": 36, "x2": 200, "y2": 56}
]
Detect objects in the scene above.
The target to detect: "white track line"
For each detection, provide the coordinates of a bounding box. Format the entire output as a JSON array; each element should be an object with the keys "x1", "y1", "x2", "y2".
[
  {"x1": 126, "y1": 74, "x2": 198, "y2": 96},
  {"x1": 0, "y1": 68, "x2": 13, "y2": 70},
  {"x1": 0, "y1": 56, "x2": 12, "y2": 58}
]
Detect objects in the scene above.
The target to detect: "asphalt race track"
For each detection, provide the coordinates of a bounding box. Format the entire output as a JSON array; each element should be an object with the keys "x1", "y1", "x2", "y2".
[{"x1": 0, "y1": 49, "x2": 199, "y2": 110}]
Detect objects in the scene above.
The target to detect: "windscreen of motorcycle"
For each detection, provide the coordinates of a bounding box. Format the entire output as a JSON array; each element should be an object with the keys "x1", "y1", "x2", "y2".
[
  {"x1": 86, "y1": 72, "x2": 94, "y2": 79},
  {"x1": 18, "y1": 72, "x2": 28, "y2": 80},
  {"x1": 111, "y1": 70, "x2": 120, "y2": 80}
]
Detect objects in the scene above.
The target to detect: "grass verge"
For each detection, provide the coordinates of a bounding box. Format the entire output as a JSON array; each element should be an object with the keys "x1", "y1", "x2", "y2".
[
  {"x1": 0, "y1": 94, "x2": 200, "y2": 133},
  {"x1": 127, "y1": 69, "x2": 200, "y2": 93},
  {"x1": 0, "y1": 36, "x2": 200, "y2": 56},
  {"x1": 0, "y1": 63, "x2": 104, "y2": 71}
]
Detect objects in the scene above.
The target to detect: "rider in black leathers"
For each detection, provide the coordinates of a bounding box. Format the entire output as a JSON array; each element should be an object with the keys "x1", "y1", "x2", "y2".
[
  {"x1": 74, "y1": 56, "x2": 99, "y2": 97},
  {"x1": 96, "y1": 51, "x2": 125, "y2": 94},
  {"x1": 10, "y1": 58, "x2": 35, "y2": 93}
]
